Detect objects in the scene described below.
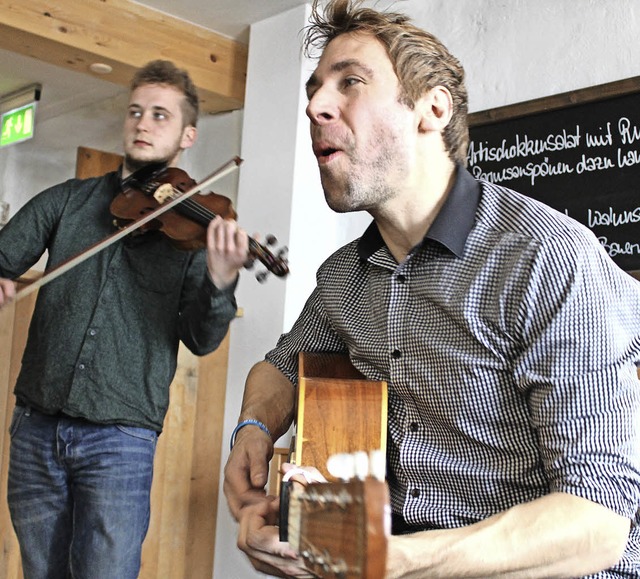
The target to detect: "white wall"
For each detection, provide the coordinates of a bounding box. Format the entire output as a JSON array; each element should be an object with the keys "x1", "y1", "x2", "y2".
[
  {"x1": 213, "y1": 6, "x2": 319, "y2": 578},
  {"x1": 214, "y1": 1, "x2": 640, "y2": 578},
  {"x1": 0, "y1": 93, "x2": 125, "y2": 218},
  {"x1": 407, "y1": 0, "x2": 640, "y2": 113}
]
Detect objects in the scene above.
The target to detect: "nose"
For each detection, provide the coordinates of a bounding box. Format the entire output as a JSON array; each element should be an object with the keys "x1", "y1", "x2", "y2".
[
  {"x1": 134, "y1": 111, "x2": 152, "y2": 132},
  {"x1": 306, "y1": 86, "x2": 338, "y2": 126}
]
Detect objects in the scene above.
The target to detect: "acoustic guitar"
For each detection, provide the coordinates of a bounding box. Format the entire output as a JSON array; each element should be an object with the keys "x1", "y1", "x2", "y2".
[{"x1": 281, "y1": 353, "x2": 390, "y2": 578}]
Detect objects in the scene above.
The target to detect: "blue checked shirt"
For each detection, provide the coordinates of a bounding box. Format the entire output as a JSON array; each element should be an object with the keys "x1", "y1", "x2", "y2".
[{"x1": 266, "y1": 167, "x2": 640, "y2": 577}]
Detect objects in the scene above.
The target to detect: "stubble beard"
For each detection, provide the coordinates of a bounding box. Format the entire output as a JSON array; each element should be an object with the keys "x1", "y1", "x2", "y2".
[
  {"x1": 321, "y1": 145, "x2": 398, "y2": 214},
  {"x1": 123, "y1": 154, "x2": 154, "y2": 175},
  {"x1": 123, "y1": 137, "x2": 184, "y2": 175}
]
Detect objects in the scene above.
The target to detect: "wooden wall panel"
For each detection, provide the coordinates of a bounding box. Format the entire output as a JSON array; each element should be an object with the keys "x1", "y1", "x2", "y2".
[
  {"x1": 140, "y1": 337, "x2": 229, "y2": 579},
  {"x1": 76, "y1": 146, "x2": 123, "y2": 179},
  {"x1": 0, "y1": 275, "x2": 40, "y2": 579}
]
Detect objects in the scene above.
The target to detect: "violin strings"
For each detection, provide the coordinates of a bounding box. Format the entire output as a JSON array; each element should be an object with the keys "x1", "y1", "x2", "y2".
[
  {"x1": 168, "y1": 187, "x2": 269, "y2": 261},
  {"x1": 170, "y1": 187, "x2": 218, "y2": 223}
]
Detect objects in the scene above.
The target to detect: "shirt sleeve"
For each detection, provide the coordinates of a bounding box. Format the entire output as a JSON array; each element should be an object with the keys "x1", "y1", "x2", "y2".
[
  {"x1": 515, "y1": 224, "x2": 640, "y2": 523},
  {"x1": 0, "y1": 182, "x2": 68, "y2": 278},
  {"x1": 265, "y1": 285, "x2": 348, "y2": 385},
  {"x1": 177, "y1": 248, "x2": 238, "y2": 356}
]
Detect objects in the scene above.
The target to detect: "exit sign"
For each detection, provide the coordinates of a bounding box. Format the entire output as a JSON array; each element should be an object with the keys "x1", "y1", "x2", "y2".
[{"x1": 1, "y1": 103, "x2": 36, "y2": 147}]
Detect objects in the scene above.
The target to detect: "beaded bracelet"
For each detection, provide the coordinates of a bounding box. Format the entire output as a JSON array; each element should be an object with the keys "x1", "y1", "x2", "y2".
[{"x1": 229, "y1": 419, "x2": 271, "y2": 451}]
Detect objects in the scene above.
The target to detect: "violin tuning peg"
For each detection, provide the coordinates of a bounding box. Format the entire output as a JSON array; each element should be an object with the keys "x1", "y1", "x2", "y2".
[
  {"x1": 277, "y1": 247, "x2": 289, "y2": 259},
  {"x1": 244, "y1": 257, "x2": 256, "y2": 270},
  {"x1": 255, "y1": 270, "x2": 269, "y2": 283},
  {"x1": 265, "y1": 234, "x2": 277, "y2": 246}
]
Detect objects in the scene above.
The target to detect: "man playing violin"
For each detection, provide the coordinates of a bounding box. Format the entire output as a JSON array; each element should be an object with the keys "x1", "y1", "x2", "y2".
[
  {"x1": 223, "y1": 1, "x2": 640, "y2": 577},
  {"x1": 0, "y1": 60, "x2": 249, "y2": 579}
]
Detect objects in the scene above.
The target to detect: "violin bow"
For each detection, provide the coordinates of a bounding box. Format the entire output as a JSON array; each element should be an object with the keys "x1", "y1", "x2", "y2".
[{"x1": 15, "y1": 156, "x2": 243, "y2": 301}]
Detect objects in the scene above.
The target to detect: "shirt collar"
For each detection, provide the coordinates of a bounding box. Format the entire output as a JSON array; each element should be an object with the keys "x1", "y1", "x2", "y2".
[{"x1": 358, "y1": 165, "x2": 480, "y2": 261}]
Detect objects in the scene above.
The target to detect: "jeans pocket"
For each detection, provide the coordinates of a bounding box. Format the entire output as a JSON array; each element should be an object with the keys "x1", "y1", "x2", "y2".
[
  {"x1": 116, "y1": 424, "x2": 158, "y2": 444},
  {"x1": 9, "y1": 406, "x2": 27, "y2": 437}
]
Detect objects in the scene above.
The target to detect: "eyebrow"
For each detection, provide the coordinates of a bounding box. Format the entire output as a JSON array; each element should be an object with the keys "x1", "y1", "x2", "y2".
[{"x1": 305, "y1": 58, "x2": 376, "y2": 94}]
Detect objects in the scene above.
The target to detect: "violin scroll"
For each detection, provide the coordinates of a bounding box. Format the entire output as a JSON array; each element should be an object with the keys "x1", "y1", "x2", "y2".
[{"x1": 246, "y1": 236, "x2": 289, "y2": 283}]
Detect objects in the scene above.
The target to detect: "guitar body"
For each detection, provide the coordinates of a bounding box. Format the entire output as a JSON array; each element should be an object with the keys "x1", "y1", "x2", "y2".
[
  {"x1": 285, "y1": 353, "x2": 390, "y2": 578},
  {"x1": 295, "y1": 352, "x2": 388, "y2": 480}
]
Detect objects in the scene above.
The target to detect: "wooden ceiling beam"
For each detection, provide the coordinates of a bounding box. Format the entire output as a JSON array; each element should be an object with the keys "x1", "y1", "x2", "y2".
[{"x1": 0, "y1": 0, "x2": 247, "y2": 114}]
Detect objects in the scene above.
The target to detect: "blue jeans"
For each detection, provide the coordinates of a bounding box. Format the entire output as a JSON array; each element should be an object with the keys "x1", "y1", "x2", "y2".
[{"x1": 7, "y1": 406, "x2": 158, "y2": 579}]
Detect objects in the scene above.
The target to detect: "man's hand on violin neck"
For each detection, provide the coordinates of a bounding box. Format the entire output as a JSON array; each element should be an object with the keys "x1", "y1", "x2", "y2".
[{"x1": 206, "y1": 215, "x2": 250, "y2": 289}]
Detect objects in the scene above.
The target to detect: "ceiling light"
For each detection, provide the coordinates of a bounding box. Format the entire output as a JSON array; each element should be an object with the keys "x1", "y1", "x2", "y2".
[{"x1": 89, "y1": 63, "x2": 113, "y2": 75}]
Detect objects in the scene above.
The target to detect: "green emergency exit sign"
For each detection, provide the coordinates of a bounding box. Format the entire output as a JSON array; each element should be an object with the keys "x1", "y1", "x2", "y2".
[{"x1": 1, "y1": 103, "x2": 36, "y2": 147}]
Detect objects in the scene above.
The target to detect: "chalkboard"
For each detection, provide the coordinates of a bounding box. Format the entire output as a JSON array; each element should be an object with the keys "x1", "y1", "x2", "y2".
[{"x1": 468, "y1": 77, "x2": 640, "y2": 273}]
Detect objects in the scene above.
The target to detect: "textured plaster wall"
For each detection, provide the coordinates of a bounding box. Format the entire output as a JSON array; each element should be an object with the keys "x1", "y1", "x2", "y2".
[{"x1": 405, "y1": 0, "x2": 640, "y2": 114}]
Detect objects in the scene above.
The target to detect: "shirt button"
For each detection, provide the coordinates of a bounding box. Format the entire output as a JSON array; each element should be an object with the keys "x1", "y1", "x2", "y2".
[
  {"x1": 78, "y1": 363, "x2": 86, "y2": 370},
  {"x1": 391, "y1": 349, "x2": 402, "y2": 359},
  {"x1": 410, "y1": 422, "x2": 419, "y2": 432},
  {"x1": 410, "y1": 488, "x2": 420, "y2": 498},
  {"x1": 397, "y1": 274, "x2": 406, "y2": 284},
  {"x1": 88, "y1": 329, "x2": 97, "y2": 336}
]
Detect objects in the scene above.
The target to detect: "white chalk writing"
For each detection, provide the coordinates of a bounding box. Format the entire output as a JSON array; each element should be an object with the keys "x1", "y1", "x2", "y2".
[
  {"x1": 470, "y1": 158, "x2": 574, "y2": 187},
  {"x1": 588, "y1": 206, "x2": 640, "y2": 228},
  {"x1": 598, "y1": 236, "x2": 640, "y2": 257},
  {"x1": 585, "y1": 123, "x2": 612, "y2": 147},
  {"x1": 467, "y1": 128, "x2": 581, "y2": 166},
  {"x1": 618, "y1": 117, "x2": 640, "y2": 145},
  {"x1": 468, "y1": 114, "x2": 640, "y2": 265}
]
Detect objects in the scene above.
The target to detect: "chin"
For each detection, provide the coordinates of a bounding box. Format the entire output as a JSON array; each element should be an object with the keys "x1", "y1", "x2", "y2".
[
  {"x1": 324, "y1": 193, "x2": 352, "y2": 214},
  {"x1": 125, "y1": 154, "x2": 165, "y2": 171}
]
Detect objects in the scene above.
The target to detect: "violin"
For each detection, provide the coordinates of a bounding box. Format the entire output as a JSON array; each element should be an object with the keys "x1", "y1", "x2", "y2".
[
  {"x1": 113, "y1": 162, "x2": 236, "y2": 248},
  {"x1": 111, "y1": 162, "x2": 289, "y2": 281},
  {"x1": 15, "y1": 157, "x2": 287, "y2": 301}
]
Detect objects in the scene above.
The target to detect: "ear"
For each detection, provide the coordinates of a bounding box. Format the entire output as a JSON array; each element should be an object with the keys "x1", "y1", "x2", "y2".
[
  {"x1": 180, "y1": 125, "x2": 198, "y2": 150},
  {"x1": 417, "y1": 86, "x2": 453, "y2": 133}
]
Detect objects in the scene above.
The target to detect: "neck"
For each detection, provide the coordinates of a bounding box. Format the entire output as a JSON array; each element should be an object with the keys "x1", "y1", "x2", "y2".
[
  {"x1": 373, "y1": 160, "x2": 457, "y2": 263},
  {"x1": 122, "y1": 152, "x2": 182, "y2": 180}
]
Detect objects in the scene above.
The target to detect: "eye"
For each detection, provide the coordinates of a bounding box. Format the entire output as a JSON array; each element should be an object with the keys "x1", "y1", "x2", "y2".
[
  {"x1": 153, "y1": 111, "x2": 168, "y2": 121},
  {"x1": 343, "y1": 76, "x2": 363, "y2": 89},
  {"x1": 128, "y1": 109, "x2": 142, "y2": 119}
]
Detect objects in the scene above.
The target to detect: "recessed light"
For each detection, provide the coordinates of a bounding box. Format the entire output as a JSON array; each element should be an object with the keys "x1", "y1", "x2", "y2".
[{"x1": 89, "y1": 63, "x2": 113, "y2": 74}]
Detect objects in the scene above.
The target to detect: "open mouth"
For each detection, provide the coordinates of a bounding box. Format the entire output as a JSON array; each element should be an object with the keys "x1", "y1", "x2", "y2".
[{"x1": 314, "y1": 145, "x2": 342, "y2": 163}]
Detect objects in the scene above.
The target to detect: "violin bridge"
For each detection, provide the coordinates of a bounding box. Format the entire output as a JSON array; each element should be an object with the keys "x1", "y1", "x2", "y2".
[{"x1": 153, "y1": 183, "x2": 176, "y2": 204}]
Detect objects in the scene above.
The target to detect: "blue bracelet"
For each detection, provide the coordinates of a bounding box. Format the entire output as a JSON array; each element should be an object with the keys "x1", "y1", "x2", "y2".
[{"x1": 230, "y1": 419, "x2": 271, "y2": 451}]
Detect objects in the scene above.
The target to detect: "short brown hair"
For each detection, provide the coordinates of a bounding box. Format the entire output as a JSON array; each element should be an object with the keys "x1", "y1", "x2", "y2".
[
  {"x1": 130, "y1": 60, "x2": 199, "y2": 128},
  {"x1": 304, "y1": 0, "x2": 469, "y2": 165}
]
